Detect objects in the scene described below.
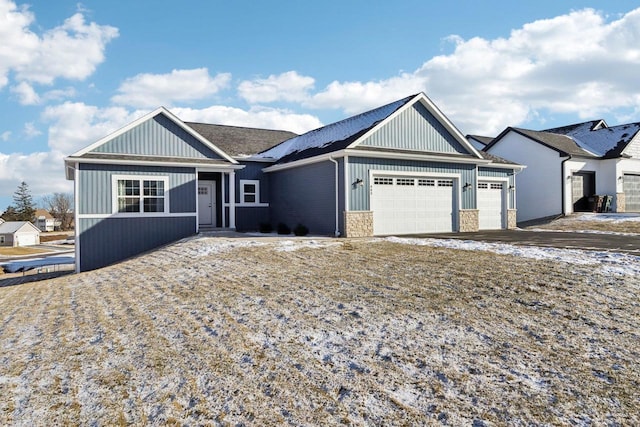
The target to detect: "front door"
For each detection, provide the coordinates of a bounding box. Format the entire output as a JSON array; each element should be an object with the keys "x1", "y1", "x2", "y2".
[
  {"x1": 198, "y1": 181, "x2": 216, "y2": 226},
  {"x1": 571, "y1": 172, "x2": 595, "y2": 212}
]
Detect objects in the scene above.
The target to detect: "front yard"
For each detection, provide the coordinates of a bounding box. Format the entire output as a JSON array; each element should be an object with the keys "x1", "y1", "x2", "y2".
[{"x1": 0, "y1": 235, "x2": 638, "y2": 425}]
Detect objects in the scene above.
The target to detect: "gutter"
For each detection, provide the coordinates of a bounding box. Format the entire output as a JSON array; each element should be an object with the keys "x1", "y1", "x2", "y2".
[
  {"x1": 560, "y1": 154, "x2": 572, "y2": 216},
  {"x1": 328, "y1": 157, "x2": 341, "y2": 237}
]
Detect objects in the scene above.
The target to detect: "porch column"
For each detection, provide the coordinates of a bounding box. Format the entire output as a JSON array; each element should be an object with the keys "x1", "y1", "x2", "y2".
[{"x1": 229, "y1": 171, "x2": 236, "y2": 229}]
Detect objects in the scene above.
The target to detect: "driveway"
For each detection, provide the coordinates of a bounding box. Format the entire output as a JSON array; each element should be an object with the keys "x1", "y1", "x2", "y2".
[{"x1": 411, "y1": 229, "x2": 640, "y2": 256}]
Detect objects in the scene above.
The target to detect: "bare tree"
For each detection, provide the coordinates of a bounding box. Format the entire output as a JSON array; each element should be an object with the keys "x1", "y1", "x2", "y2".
[{"x1": 42, "y1": 193, "x2": 74, "y2": 230}]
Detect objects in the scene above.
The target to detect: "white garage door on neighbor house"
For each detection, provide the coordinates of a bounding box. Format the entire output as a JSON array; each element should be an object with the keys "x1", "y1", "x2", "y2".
[
  {"x1": 623, "y1": 174, "x2": 640, "y2": 212},
  {"x1": 478, "y1": 181, "x2": 506, "y2": 230},
  {"x1": 371, "y1": 175, "x2": 456, "y2": 235}
]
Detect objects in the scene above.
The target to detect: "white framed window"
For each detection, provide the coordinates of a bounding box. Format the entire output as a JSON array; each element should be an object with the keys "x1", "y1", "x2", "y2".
[
  {"x1": 112, "y1": 175, "x2": 169, "y2": 215},
  {"x1": 240, "y1": 179, "x2": 260, "y2": 204}
]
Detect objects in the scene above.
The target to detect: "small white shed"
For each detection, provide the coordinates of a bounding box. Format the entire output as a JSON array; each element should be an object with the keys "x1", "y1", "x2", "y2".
[{"x1": 0, "y1": 220, "x2": 41, "y2": 247}]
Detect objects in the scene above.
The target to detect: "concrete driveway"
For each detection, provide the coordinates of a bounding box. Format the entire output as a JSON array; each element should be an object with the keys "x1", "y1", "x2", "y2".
[{"x1": 411, "y1": 229, "x2": 640, "y2": 256}]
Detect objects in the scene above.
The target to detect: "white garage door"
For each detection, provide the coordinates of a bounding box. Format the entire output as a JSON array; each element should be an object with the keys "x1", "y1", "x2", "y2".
[
  {"x1": 478, "y1": 181, "x2": 505, "y2": 230},
  {"x1": 16, "y1": 233, "x2": 37, "y2": 246},
  {"x1": 624, "y1": 174, "x2": 640, "y2": 212},
  {"x1": 371, "y1": 175, "x2": 455, "y2": 235}
]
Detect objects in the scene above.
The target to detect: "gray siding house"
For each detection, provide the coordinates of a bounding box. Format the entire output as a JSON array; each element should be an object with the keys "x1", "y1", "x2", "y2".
[{"x1": 65, "y1": 93, "x2": 522, "y2": 272}]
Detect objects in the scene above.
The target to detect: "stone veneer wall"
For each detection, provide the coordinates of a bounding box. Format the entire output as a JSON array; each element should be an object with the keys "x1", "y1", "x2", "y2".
[
  {"x1": 459, "y1": 209, "x2": 479, "y2": 232},
  {"x1": 343, "y1": 211, "x2": 373, "y2": 237},
  {"x1": 616, "y1": 193, "x2": 625, "y2": 213},
  {"x1": 507, "y1": 209, "x2": 517, "y2": 229}
]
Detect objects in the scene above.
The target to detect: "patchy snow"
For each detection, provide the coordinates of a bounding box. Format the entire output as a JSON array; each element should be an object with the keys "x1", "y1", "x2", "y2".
[
  {"x1": 382, "y1": 236, "x2": 640, "y2": 277},
  {"x1": 569, "y1": 212, "x2": 640, "y2": 222},
  {"x1": 545, "y1": 120, "x2": 640, "y2": 157},
  {"x1": 255, "y1": 95, "x2": 413, "y2": 160}
]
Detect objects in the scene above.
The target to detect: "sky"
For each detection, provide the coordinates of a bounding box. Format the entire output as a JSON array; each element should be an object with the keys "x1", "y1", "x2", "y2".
[{"x1": 1, "y1": 0, "x2": 640, "y2": 211}]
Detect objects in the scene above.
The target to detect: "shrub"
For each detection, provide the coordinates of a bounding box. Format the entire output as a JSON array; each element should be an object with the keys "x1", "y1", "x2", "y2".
[
  {"x1": 277, "y1": 223, "x2": 291, "y2": 235},
  {"x1": 259, "y1": 222, "x2": 273, "y2": 233},
  {"x1": 293, "y1": 224, "x2": 309, "y2": 236}
]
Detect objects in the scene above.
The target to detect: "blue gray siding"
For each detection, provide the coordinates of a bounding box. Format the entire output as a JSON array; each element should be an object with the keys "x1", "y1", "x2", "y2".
[
  {"x1": 360, "y1": 103, "x2": 469, "y2": 154},
  {"x1": 478, "y1": 167, "x2": 516, "y2": 208},
  {"x1": 348, "y1": 157, "x2": 476, "y2": 210},
  {"x1": 78, "y1": 216, "x2": 195, "y2": 271},
  {"x1": 233, "y1": 161, "x2": 271, "y2": 204},
  {"x1": 268, "y1": 160, "x2": 339, "y2": 235},
  {"x1": 92, "y1": 114, "x2": 223, "y2": 159},
  {"x1": 78, "y1": 164, "x2": 196, "y2": 215}
]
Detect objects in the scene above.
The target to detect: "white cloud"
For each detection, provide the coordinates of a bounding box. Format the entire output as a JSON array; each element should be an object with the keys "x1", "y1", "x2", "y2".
[
  {"x1": 11, "y1": 81, "x2": 40, "y2": 105},
  {"x1": 174, "y1": 105, "x2": 322, "y2": 134},
  {"x1": 23, "y1": 122, "x2": 41, "y2": 138},
  {"x1": 238, "y1": 71, "x2": 315, "y2": 103},
  {"x1": 0, "y1": 151, "x2": 72, "y2": 205},
  {"x1": 111, "y1": 68, "x2": 232, "y2": 108},
  {"x1": 1, "y1": 131, "x2": 11, "y2": 142},
  {"x1": 42, "y1": 102, "x2": 141, "y2": 154},
  {"x1": 0, "y1": 1, "x2": 118, "y2": 89},
  {"x1": 281, "y1": 7, "x2": 640, "y2": 135}
]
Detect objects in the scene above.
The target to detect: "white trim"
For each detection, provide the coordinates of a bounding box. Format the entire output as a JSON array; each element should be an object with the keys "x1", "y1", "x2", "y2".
[
  {"x1": 71, "y1": 107, "x2": 239, "y2": 164},
  {"x1": 346, "y1": 149, "x2": 491, "y2": 164},
  {"x1": 111, "y1": 175, "x2": 170, "y2": 216},
  {"x1": 195, "y1": 176, "x2": 200, "y2": 233},
  {"x1": 229, "y1": 171, "x2": 236, "y2": 229},
  {"x1": 344, "y1": 155, "x2": 350, "y2": 212},
  {"x1": 239, "y1": 179, "x2": 260, "y2": 205},
  {"x1": 233, "y1": 155, "x2": 277, "y2": 163},
  {"x1": 64, "y1": 156, "x2": 244, "y2": 170},
  {"x1": 221, "y1": 173, "x2": 226, "y2": 228},
  {"x1": 346, "y1": 93, "x2": 484, "y2": 159},
  {"x1": 74, "y1": 163, "x2": 80, "y2": 273},
  {"x1": 262, "y1": 148, "x2": 500, "y2": 174},
  {"x1": 78, "y1": 212, "x2": 197, "y2": 219},
  {"x1": 226, "y1": 202, "x2": 270, "y2": 208}
]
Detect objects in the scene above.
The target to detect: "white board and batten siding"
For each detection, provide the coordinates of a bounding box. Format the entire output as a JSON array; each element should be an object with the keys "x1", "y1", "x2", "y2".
[{"x1": 370, "y1": 171, "x2": 458, "y2": 235}]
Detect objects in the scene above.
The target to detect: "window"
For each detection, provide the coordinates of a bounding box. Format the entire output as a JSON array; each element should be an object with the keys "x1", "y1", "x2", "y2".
[
  {"x1": 438, "y1": 180, "x2": 454, "y2": 187},
  {"x1": 478, "y1": 182, "x2": 489, "y2": 189},
  {"x1": 418, "y1": 179, "x2": 435, "y2": 186},
  {"x1": 112, "y1": 175, "x2": 169, "y2": 215},
  {"x1": 396, "y1": 178, "x2": 415, "y2": 186},
  {"x1": 240, "y1": 180, "x2": 260, "y2": 204},
  {"x1": 374, "y1": 177, "x2": 393, "y2": 185},
  {"x1": 490, "y1": 183, "x2": 503, "y2": 190}
]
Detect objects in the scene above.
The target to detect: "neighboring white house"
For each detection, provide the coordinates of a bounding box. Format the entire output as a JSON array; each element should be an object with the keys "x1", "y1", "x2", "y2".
[
  {"x1": 485, "y1": 120, "x2": 640, "y2": 222},
  {"x1": 0, "y1": 219, "x2": 41, "y2": 247},
  {"x1": 34, "y1": 209, "x2": 61, "y2": 232}
]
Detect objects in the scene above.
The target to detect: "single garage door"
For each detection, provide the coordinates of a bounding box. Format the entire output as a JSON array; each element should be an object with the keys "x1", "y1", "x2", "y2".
[
  {"x1": 478, "y1": 181, "x2": 505, "y2": 230},
  {"x1": 371, "y1": 175, "x2": 455, "y2": 235},
  {"x1": 624, "y1": 174, "x2": 640, "y2": 212}
]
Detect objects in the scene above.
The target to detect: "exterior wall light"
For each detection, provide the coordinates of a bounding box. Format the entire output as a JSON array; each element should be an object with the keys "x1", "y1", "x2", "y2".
[
  {"x1": 463, "y1": 182, "x2": 472, "y2": 190},
  {"x1": 353, "y1": 178, "x2": 364, "y2": 188}
]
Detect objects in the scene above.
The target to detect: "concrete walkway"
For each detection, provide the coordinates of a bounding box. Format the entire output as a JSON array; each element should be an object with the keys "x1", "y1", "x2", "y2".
[{"x1": 411, "y1": 229, "x2": 640, "y2": 256}]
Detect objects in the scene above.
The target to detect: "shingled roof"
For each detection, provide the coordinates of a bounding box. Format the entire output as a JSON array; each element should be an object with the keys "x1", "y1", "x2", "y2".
[
  {"x1": 488, "y1": 127, "x2": 598, "y2": 157},
  {"x1": 185, "y1": 123, "x2": 298, "y2": 158},
  {"x1": 255, "y1": 95, "x2": 416, "y2": 163}
]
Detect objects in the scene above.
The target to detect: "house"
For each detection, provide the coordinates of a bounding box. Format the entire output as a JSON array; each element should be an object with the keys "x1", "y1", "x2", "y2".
[
  {"x1": 65, "y1": 92, "x2": 523, "y2": 272},
  {"x1": 484, "y1": 120, "x2": 640, "y2": 222},
  {"x1": 466, "y1": 134, "x2": 494, "y2": 151},
  {"x1": 0, "y1": 219, "x2": 41, "y2": 247},
  {"x1": 34, "y1": 209, "x2": 62, "y2": 232}
]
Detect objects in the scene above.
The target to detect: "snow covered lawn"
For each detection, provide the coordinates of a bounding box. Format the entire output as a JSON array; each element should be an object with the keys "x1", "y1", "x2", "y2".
[
  {"x1": 1, "y1": 236, "x2": 638, "y2": 425},
  {"x1": 527, "y1": 212, "x2": 640, "y2": 234}
]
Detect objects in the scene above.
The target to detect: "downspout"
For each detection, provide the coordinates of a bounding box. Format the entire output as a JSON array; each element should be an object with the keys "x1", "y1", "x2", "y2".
[
  {"x1": 328, "y1": 157, "x2": 341, "y2": 237},
  {"x1": 561, "y1": 154, "x2": 572, "y2": 216}
]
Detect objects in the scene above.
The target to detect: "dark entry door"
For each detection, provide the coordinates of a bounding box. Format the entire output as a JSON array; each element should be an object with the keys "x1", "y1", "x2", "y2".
[{"x1": 571, "y1": 172, "x2": 595, "y2": 212}]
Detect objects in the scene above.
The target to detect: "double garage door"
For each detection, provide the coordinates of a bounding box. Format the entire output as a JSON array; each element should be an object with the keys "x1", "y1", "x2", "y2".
[
  {"x1": 371, "y1": 175, "x2": 506, "y2": 235},
  {"x1": 624, "y1": 174, "x2": 640, "y2": 212},
  {"x1": 371, "y1": 175, "x2": 456, "y2": 235}
]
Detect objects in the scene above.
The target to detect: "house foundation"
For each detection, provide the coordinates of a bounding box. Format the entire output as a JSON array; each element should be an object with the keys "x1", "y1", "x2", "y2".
[
  {"x1": 343, "y1": 211, "x2": 374, "y2": 237},
  {"x1": 459, "y1": 209, "x2": 479, "y2": 232},
  {"x1": 615, "y1": 193, "x2": 625, "y2": 212}
]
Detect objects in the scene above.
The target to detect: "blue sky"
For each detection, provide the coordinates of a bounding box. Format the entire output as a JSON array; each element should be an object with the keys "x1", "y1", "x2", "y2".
[{"x1": 1, "y1": 0, "x2": 640, "y2": 211}]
